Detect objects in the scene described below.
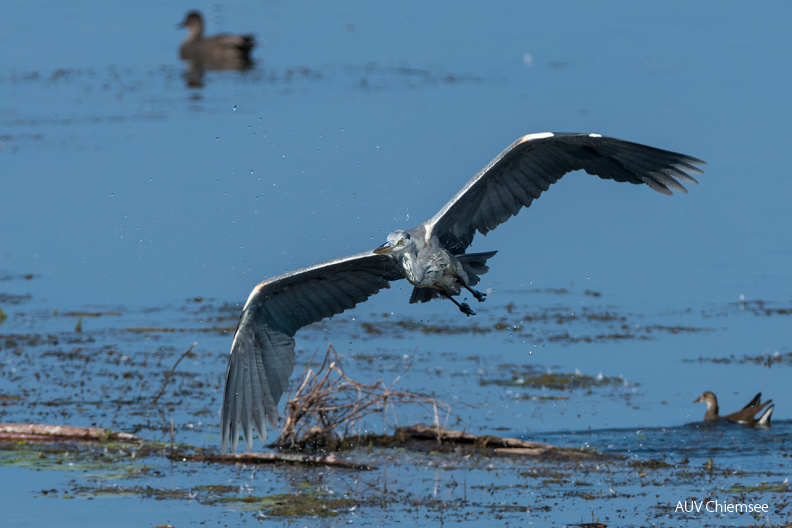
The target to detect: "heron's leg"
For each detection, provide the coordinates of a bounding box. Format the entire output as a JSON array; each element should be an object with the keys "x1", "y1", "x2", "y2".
[
  {"x1": 439, "y1": 290, "x2": 475, "y2": 316},
  {"x1": 454, "y1": 275, "x2": 487, "y2": 303}
]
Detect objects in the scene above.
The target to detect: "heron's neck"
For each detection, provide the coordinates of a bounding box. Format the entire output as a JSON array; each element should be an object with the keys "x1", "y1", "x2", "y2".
[{"x1": 397, "y1": 245, "x2": 422, "y2": 284}]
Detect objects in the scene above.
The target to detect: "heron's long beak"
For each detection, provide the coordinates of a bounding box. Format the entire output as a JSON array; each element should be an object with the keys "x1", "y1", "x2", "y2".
[{"x1": 373, "y1": 241, "x2": 395, "y2": 254}]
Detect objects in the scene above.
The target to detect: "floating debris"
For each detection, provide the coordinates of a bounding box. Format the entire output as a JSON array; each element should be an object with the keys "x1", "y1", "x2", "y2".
[{"x1": 0, "y1": 423, "x2": 142, "y2": 444}]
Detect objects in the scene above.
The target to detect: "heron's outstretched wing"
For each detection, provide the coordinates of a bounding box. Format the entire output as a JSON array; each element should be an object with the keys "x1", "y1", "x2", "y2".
[
  {"x1": 221, "y1": 251, "x2": 403, "y2": 453},
  {"x1": 427, "y1": 132, "x2": 706, "y2": 254}
]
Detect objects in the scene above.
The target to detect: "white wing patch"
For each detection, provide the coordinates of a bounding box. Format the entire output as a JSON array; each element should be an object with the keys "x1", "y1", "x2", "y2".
[
  {"x1": 589, "y1": 133, "x2": 602, "y2": 138},
  {"x1": 520, "y1": 132, "x2": 554, "y2": 142},
  {"x1": 244, "y1": 284, "x2": 263, "y2": 310}
]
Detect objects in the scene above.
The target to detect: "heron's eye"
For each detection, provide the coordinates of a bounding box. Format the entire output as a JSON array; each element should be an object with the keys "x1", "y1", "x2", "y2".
[{"x1": 397, "y1": 238, "x2": 404, "y2": 246}]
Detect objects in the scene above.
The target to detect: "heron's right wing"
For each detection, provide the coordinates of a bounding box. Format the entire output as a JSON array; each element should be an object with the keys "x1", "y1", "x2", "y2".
[
  {"x1": 426, "y1": 133, "x2": 705, "y2": 254},
  {"x1": 221, "y1": 251, "x2": 403, "y2": 453}
]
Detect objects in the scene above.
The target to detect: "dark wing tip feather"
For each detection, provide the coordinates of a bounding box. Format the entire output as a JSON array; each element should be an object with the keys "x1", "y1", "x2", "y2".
[{"x1": 642, "y1": 177, "x2": 675, "y2": 196}]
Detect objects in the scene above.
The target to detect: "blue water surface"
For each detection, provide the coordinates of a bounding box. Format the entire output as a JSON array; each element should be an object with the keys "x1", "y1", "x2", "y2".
[{"x1": 1, "y1": 1, "x2": 791, "y2": 526}]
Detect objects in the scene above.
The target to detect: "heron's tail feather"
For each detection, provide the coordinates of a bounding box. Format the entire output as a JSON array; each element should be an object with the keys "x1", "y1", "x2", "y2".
[
  {"x1": 458, "y1": 250, "x2": 498, "y2": 286},
  {"x1": 409, "y1": 287, "x2": 439, "y2": 304}
]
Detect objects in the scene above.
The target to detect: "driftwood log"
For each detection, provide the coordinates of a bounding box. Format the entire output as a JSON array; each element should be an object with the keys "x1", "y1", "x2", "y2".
[
  {"x1": 391, "y1": 425, "x2": 601, "y2": 459},
  {"x1": 0, "y1": 423, "x2": 142, "y2": 443},
  {"x1": 174, "y1": 451, "x2": 377, "y2": 471},
  {"x1": 0, "y1": 421, "x2": 601, "y2": 469}
]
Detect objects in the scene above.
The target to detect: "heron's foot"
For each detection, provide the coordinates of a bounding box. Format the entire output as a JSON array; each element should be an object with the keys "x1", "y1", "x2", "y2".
[
  {"x1": 459, "y1": 302, "x2": 476, "y2": 317},
  {"x1": 454, "y1": 275, "x2": 487, "y2": 303},
  {"x1": 441, "y1": 289, "x2": 477, "y2": 316}
]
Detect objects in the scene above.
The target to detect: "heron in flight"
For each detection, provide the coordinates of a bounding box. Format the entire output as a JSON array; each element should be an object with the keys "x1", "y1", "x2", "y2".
[{"x1": 221, "y1": 132, "x2": 705, "y2": 452}]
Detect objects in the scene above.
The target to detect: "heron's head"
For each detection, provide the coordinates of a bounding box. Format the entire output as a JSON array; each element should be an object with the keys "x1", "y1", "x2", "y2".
[{"x1": 373, "y1": 230, "x2": 412, "y2": 255}]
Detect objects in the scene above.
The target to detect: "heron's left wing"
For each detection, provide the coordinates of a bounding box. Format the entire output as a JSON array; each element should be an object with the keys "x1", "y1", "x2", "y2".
[
  {"x1": 221, "y1": 251, "x2": 403, "y2": 453},
  {"x1": 426, "y1": 132, "x2": 705, "y2": 254}
]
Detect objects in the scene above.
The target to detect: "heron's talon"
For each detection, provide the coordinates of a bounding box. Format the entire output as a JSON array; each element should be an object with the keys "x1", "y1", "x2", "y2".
[{"x1": 460, "y1": 302, "x2": 476, "y2": 316}]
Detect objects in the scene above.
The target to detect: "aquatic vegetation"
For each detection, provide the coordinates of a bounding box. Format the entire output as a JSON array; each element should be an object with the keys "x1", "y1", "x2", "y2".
[
  {"x1": 737, "y1": 299, "x2": 792, "y2": 317},
  {"x1": 684, "y1": 349, "x2": 792, "y2": 368},
  {"x1": 0, "y1": 442, "x2": 148, "y2": 479},
  {"x1": 215, "y1": 488, "x2": 359, "y2": 517},
  {"x1": 725, "y1": 482, "x2": 789, "y2": 494},
  {"x1": 480, "y1": 367, "x2": 626, "y2": 391}
]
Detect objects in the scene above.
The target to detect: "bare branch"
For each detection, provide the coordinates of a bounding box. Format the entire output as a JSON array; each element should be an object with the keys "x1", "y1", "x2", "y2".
[
  {"x1": 275, "y1": 346, "x2": 455, "y2": 450},
  {"x1": 152, "y1": 342, "x2": 197, "y2": 405}
]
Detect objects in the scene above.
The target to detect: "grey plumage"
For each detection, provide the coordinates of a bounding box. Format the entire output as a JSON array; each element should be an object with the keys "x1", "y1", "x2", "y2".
[{"x1": 221, "y1": 132, "x2": 706, "y2": 453}]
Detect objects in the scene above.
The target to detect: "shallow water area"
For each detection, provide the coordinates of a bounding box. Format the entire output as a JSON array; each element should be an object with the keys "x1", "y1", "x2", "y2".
[
  {"x1": 2, "y1": 1, "x2": 792, "y2": 526},
  {"x1": 2, "y1": 279, "x2": 791, "y2": 526}
]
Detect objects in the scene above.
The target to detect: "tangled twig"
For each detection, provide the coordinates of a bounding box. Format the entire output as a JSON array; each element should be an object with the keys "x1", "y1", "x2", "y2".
[{"x1": 275, "y1": 345, "x2": 453, "y2": 449}]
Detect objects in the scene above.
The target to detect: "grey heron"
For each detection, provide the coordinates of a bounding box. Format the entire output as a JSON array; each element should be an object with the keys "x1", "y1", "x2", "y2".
[{"x1": 221, "y1": 132, "x2": 705, "y2": 452}]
